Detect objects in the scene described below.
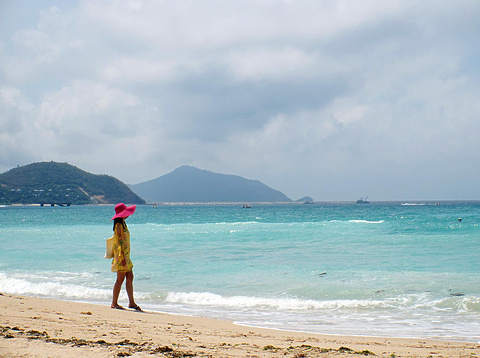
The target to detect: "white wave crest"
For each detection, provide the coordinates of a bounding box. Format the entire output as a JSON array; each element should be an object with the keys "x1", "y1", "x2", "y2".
[
  {"x1": 0, "y1": 273, "x2": 111, "y2": 299},
  {"x1": 0, "y1": 271, "x2": 154, "y2": 302},
  {"x1": 348, "y1": 220, "x2": 385, "y2": 224},
  {"x1": 165, "y1": 291, "x2": 384, "y2": 311}
]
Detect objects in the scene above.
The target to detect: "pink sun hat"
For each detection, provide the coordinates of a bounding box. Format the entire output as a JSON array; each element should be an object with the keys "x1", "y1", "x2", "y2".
[{"x1": 111, "y1": 203, "x2": 136, "y2": 220}]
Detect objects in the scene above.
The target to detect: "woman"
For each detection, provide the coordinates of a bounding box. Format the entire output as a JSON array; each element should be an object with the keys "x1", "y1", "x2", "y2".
[{"x1": 110, "y1": 203, "x2": 142, "y2": 311}]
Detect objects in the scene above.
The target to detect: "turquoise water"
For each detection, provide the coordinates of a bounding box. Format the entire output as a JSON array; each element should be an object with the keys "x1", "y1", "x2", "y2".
[{"x1": 1, "y1": 202, "x2": 480, "y2": 341}]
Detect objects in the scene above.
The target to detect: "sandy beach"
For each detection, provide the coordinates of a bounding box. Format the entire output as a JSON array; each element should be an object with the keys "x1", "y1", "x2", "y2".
[{"x1": 0, "y1": 294, "x2": 478, "y2": 357}]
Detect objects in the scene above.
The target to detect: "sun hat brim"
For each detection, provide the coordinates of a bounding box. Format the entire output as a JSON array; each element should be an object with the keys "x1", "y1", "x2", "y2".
[{"x1": 111, "y1": 204, "x2": 136, "y2": 220}]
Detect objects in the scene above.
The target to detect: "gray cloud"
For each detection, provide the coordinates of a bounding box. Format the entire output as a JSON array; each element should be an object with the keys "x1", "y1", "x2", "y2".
[{"x1": 1, "y1": 0, "x2": 480, "y2": 200}]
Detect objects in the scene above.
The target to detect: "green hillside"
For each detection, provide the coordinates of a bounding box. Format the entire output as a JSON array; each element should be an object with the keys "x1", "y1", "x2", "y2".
[{"x1": 0, "y1": 162, "x2": 145, "y2": 205}]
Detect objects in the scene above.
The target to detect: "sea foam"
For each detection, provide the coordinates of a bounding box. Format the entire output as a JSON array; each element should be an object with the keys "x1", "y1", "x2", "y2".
[
  {"x1": 0, "y1": 273, "x2": 110, "y2": 299},
  {"x1": 165, "y1": 291, "x2": 385, "y2": 311}
]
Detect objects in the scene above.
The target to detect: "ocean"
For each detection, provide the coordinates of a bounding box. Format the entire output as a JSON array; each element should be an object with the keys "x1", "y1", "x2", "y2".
[{"x1": 1, "y1": 202, "x2": 479, "y2": 342}]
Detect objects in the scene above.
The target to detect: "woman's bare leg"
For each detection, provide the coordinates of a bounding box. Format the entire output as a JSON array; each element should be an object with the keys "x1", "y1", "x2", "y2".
[
  {"x1": 112, "y1": 272, "x2": 126, "y2": 308},
  {"x1": 125, "y1": 271, "x2": 138, "y2": 308}
]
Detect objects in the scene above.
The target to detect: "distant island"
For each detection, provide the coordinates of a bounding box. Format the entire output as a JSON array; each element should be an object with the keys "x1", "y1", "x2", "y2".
[
  {"x1": 129, "y1": 165, "x2": 292, "y2": 203},
  {"x1": 0, "y1": 162, "x2": 145, "y2": 205},
  {"x1": 0, "y1": 162, "x2": 305, "y2": 205}
]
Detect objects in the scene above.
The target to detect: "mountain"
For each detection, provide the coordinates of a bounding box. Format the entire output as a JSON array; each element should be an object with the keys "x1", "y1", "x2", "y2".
[
  {"x1": 0, "y1": 162, "x2": 145, "y2": 205},
  {"x1": 129, "y1": 166, "x2": 292, "y2": 203}
]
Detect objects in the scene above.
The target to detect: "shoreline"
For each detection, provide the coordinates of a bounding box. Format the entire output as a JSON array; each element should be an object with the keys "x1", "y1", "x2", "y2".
[{"x1": 1, "y1": 294, "x2": 479, "y2": 357}]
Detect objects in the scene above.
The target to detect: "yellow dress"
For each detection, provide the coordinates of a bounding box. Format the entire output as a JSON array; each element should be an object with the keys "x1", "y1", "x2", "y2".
[{"x1": 111, "y1": 222, "x2": 134, "y2": 272}]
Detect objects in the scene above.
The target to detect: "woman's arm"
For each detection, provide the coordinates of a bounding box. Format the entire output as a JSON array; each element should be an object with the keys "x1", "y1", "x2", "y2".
[{"x1": 115, "y1": 223, "x2": 127, "y2": 266}]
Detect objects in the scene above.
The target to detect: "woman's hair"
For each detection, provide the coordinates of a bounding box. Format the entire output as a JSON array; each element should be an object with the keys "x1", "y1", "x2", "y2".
[{"x1": 113, "y1": 218, "x2": 125, "y2": 231}]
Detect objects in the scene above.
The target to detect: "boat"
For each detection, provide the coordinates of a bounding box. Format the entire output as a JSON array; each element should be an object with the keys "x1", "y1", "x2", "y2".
[
  {"x1": 356, "y1": 197, "x2": 370, "y2": 204},
  {"x1": 242, "y1": 204, "x2": 252, "y2": 208}
]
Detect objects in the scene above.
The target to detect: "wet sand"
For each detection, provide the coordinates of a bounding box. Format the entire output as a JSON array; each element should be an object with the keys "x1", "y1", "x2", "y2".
[{"x1": 1, "y1": 294, "x2": 478, "y2": 357}]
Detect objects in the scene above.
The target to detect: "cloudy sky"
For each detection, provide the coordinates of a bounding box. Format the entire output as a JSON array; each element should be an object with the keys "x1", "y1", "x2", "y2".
[{"x1": 1, "y1": 0, "x2": 480, "y2": 201}]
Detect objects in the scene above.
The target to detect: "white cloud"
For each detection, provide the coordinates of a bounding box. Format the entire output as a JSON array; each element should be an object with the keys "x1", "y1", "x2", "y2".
[
  {"x1": 100, "y1": 57, "x2": 179, "y2": 84},
  {"x1": 0, "y1": 87, "x2": 37, "y2": 164},
  {"x1": 1, "y1": 0, "x2": 480, "y2": 199},
  {"x1": 226, "y1": 47, "x2": 315, "y2": 81},
  {"x1": 81, "y1": 0, "x2": 406, "y2": 49},
  {"x1": 332, "y1": 105, "x2": 368, "y2": 125},
  {"x1": 37, "y1": 80, "x2": 140, "y2": 133}
]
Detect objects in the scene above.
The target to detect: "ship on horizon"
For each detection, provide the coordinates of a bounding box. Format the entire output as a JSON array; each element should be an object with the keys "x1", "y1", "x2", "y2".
[{"x1": 356, "y1": 196, "x2": 370, "y2": 204}]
